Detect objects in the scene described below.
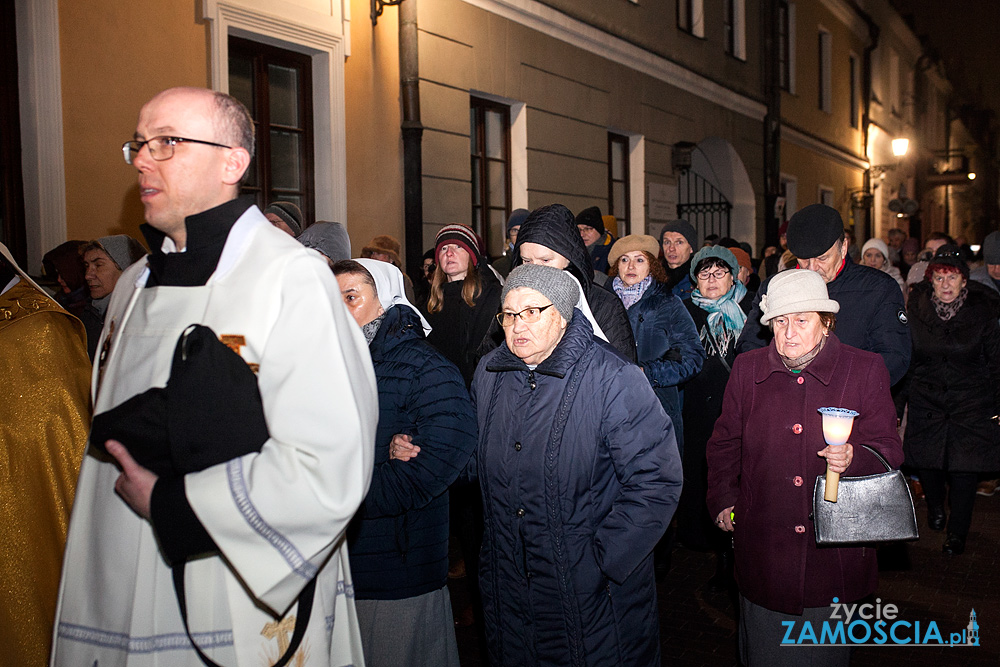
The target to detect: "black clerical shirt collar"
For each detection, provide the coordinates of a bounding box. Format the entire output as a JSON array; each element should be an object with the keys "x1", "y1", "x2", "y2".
[{"x1": 141, "y1": 197, "x2": 254, "y2": 287}]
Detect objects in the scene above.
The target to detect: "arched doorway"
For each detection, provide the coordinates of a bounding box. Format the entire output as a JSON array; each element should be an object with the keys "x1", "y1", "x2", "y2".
[{"x1": 679, "y1": 137, "x2": 756, "y2": 246}]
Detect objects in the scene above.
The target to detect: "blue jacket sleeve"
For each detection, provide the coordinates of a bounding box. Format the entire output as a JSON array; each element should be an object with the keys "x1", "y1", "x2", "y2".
[
  {"x1": 361, "y1": 357, "x2": 477, "y2": 518},
  {"x1": 642, "y1": 296, "x2": 705, "y2": 387},
  {"x1": 594, "y1": 364, "x2": 683, "y2": 584}
]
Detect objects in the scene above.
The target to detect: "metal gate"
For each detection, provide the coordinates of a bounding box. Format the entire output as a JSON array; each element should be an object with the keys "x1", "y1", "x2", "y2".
[{"x1": 677, "y1": 170, "x2": 732, "y2": 240}]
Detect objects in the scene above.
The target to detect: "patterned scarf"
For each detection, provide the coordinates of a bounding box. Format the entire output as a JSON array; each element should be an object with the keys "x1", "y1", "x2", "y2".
[
  {"x1": 362, "y1": 311, "x2": 387, "y2": 344},
  {"x1": 691, "y1": 282, "x2": 748, "y2": 355},
  {"x1": 931, "y1": 287, "x2": 967, "y2": 322},
  {"x1": 779, "y1": 334, "x2": 826, "y2": 371},
  {"x1": 612, "y1": 275, "x2": 654, "y2": 310}
]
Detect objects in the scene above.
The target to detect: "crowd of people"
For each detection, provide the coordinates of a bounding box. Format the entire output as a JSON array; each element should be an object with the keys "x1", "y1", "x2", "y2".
[{"x1": 3, "y1": 85, "x2": 999, "y2": 667}]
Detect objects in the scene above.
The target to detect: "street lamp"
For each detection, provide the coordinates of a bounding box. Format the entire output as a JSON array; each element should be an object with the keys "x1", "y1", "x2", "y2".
[{"x1": 891, "y1": 138, "x2": 909, "y2": 157}]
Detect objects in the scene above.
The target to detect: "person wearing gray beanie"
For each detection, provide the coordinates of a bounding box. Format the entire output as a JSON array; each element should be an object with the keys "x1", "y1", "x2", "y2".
[
  {"x1": 971, "y1": 231, "x2": 1000, "y2": 297},
  {"x1": 501, "y1": 263, "x2": 577, "y2": 323},
  {"x1": 80, "y1": 235, "x2": 148, "y2": 359},
  {"x1": 264, "y1": 201, "x2": 304, "y2": 237}
]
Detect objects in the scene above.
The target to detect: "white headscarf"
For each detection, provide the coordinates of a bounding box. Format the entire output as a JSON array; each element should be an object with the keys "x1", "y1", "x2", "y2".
[
  {"x1": 565, "y1": 270, "x2": 609, "y2": 343},
  {"x1": 355, "y1": 258, "x2": 432, "y2": 336}
]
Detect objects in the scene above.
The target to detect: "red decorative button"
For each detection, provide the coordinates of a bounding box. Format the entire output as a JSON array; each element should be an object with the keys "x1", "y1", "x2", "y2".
[
  {"x1": 795, "y1": 525, "x2": 806, "y2": 534},
  {"x1": 797, "y1": 376, "x2": 804, "y2": 385},
  {"x1": 792, "y1": 423, "x2": 803, "y2": 434},
  {"x1": 793, "y1": 476, "x2": 804, "y2": 486}
]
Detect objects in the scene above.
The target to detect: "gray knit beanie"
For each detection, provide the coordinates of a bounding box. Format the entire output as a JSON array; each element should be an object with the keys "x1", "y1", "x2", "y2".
[
  {"x1": 264, "y1": 201, "x2": 304, "y2": 237},
  {"x1": 501, "y1": 263, "x2": 577, "y2": 322},
  {"x1": 95, "y1": 234, "x2": 147, "y2": 271}
]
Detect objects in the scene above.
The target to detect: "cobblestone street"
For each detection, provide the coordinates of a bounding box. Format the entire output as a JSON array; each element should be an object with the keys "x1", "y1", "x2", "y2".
[{"x1": 453, "y1": 492, "x2": 999, "y2": 665}]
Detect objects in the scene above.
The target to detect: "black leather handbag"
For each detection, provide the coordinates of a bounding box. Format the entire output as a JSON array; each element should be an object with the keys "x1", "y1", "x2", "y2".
[{"x1": 813, "y1": 445, "x2": 919, "y2": 545}]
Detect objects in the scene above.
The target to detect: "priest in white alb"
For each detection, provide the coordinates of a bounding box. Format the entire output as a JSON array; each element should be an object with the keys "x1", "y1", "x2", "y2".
[{"x1": 51, "y1": 87, "x2": 377, "y2": 666}]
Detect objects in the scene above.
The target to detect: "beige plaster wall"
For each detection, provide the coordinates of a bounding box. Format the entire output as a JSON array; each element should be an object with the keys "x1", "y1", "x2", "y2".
[
  {"x1": 780, "y1": 139, "x2": 863, "y2": 225},
  {"x1": 781, "y1": 1, "x2": 866, "y2": 158},
  {"x1": 416, "y1": 0, "x2": 766, "y2": 250},
  {"x1": 59, "y1": 0, "x2": 210, "y2": 246},
  {"x1": 344, "y1": 0, "x2": 406, "y2": 260}
]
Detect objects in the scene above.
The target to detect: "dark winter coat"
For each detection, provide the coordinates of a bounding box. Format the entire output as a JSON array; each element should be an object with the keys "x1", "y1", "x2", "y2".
[
  {"x1": 707, "y1": 334, "x2": 904, "y2": 614},
  {"x1": 903, "y1": 281, "x2": 1000, "y2": 472},
  {"x1": 661, "y1": 258, "x2": 694, "y2": 300},
  {"x1": 736, "y1": 257, "x2": 911, "y2": 385},
  {"x1": 588, "y1": 231, "x2": 614, "y2": 273},
  {"x1": 677, "y1": 290, "x2": 754, "y2": 549},
  {"x1": 625, "y1": 281, "x2": 705, "y2": 453},
  {"x1": 423, "y1": 269, "x2": 502, "y2": 386},
  {"x1": 472, "y1": 311, "x2": 683, "y2": 666},
  {"x1": 348, "y1": 305, "x2": 477, "y2": 599},
  {"x1": 510, "y1": 211, "x2": 636, "y2": 362}
]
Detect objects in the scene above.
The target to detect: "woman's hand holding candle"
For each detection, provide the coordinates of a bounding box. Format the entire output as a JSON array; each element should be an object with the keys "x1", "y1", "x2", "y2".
[{"x1": 817, "y1": 443, "x2": 853, "y2": 473}]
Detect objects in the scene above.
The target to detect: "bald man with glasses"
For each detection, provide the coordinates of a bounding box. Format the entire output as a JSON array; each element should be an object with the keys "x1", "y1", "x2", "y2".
[{"x1": 52, "y1": 87, "x2": 378, "y2": 667}]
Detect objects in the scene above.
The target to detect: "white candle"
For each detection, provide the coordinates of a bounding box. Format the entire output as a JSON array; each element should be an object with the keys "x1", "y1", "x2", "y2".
[{"x1": 822, "y1": 415, "x2": 854, "y2": 446}]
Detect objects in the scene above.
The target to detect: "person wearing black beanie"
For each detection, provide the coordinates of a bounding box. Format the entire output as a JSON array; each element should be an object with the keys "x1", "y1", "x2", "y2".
[{"x1": 576, "y1": 206, "x2": 615, "y2": 273}]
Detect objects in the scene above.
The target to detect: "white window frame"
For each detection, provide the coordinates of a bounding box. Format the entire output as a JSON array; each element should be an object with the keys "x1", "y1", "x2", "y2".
[
  {"x1": 786, "y1": 3, "x2": 798, "y2": 95},
  {"x1": 608, "y1": 129, "x2": 646, "y2": 234},
  {"x1": 889, "y1": 48, "x2": 900, "y2": 116},
  {"x1": 818, "y1": 185, "x2": 835, "y2": 207},
  {"x1": 818, "y1": 28, "x2": 832, "y2": 114},
  {"x1": 849, "y1": 52, "x2": 860, "y2": 128},
  {"x1": 469, "y1": 90, "x2": 528, "y2": 212},
  {"x1": 780, "y1": 174, "x2": 798, "y2": 221},
  {"x1": 727, "y1": 0, "x2": 747, "y2": 60},
  {"x1": 679, "y1": 0, "x2": 705, "y2": 39},
  {"x1": 203, "y1": 0, "x2": 348, "y2": 226}
]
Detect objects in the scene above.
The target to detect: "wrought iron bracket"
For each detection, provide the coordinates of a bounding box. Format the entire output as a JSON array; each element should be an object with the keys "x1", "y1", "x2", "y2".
[{"x1": 372, "y1": 0, "x2": 405, "y2": 25}]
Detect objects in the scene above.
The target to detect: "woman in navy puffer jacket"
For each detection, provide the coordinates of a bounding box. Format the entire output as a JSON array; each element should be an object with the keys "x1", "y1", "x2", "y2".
[
  {"x1": 336, "y1": 259, "x2": 477, "y2": 666},
  {"x1": 608, "y1": 235, "x2": 704, "y2": 454}
]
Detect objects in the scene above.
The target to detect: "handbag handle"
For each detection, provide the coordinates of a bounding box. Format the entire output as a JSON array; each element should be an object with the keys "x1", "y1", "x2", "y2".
[
  {"x1": 859, "y1": 444, "x2": 892, "y2": 472},
  {"x1": 173, "y1": 563, "x2": 314, "y2": 667}
]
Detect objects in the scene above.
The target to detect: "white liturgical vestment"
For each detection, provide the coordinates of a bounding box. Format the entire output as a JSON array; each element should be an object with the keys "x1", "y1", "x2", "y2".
[{"x1": 51, "y1": 207, "x2": 378, "y2": 666}]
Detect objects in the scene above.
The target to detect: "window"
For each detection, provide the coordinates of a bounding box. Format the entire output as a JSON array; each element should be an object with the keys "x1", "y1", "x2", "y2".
[
  {"x1": 229, "y1": 36, "x2": 315, "y2": 225},
  {"x1": 849, "y1": 54, "x2": 860, "y2": 128},
  {"x1": 723, "y1": 0, "x2": 746, "y2": 60},
  {"x1": 818, "y1": 30, "x2": 832, "y2": 113},
  {"x1": 889, "y1": 49, "x2": 900, "y2": 116},
  {"x1": 723, "y1": 0, "x2": 735, "y2": 55},
  {"x1": 819, "y1": 186, "x2": 834, "y2": 208},
  {"x1": 608, "y1": 133, "x2": 631, "y2": 236},
  {"x1": 677, "y1": 0, "x2": 704, "y2": 38},
  {"x1": 778, "y1": 2, "x2": 793, "y2": 92},
  {"x1": 470, "y1": 97, "x2": 511, "y2": 259}
]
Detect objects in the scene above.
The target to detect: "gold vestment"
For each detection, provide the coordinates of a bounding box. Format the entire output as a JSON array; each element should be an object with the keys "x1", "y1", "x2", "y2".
[{"x1": 0, "y1": 280, "x2": 91, "y2": 666}]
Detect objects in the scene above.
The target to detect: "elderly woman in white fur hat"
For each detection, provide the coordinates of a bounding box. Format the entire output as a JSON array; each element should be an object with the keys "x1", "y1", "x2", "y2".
[
  {"x1": 707, "y1": 269, "x2": 904, "y2": 667},
  {"x1": 861, "y1": 237, "x2": 906, "y2": 295}
]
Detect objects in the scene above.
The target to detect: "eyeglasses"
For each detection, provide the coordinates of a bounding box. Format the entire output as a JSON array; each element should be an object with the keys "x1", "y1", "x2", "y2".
[
  {"x1": 121, "y1": 136, "x2": 232, "y2": 165},
  {"x1": 697, "y1": 269, "x2": 731, "y2": 281},
  {"x1": 496, "y1": 304, "x2": 555, "y2": 327}
]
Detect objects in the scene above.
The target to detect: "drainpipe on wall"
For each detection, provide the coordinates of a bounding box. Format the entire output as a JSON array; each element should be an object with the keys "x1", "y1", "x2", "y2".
[
  {"x1": 762, "y1": 0, "x2": 782, "y2": 249},
  {"x1": 399, "y1": 0, "x2": 423, "y2": 276},
  {"x1": 856, "y1": 4, "x2": 879, "y2": 242}
]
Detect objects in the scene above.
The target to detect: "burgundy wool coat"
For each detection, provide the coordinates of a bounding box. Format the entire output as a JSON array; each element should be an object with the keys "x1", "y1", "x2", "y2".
[{"x1": 707, "y1": 334, "x2": 904, "y2": 614}]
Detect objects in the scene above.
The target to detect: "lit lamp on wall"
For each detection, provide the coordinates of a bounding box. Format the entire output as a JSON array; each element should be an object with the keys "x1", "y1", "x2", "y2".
[{"x1": 870, "y1": 137, "x2": 910, "y2": 179}]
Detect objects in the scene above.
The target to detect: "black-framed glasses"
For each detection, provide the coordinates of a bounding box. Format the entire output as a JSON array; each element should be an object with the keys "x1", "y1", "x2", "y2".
[
  {"x1": 496, "y1": 304, "x2": 555, "y2": 327},
  {"x1": 697, "y1": 268, "x2": 731, "y2": 281},
  {"x1": 121, "y1": 136, "x2": 232, "y2": 165}
]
